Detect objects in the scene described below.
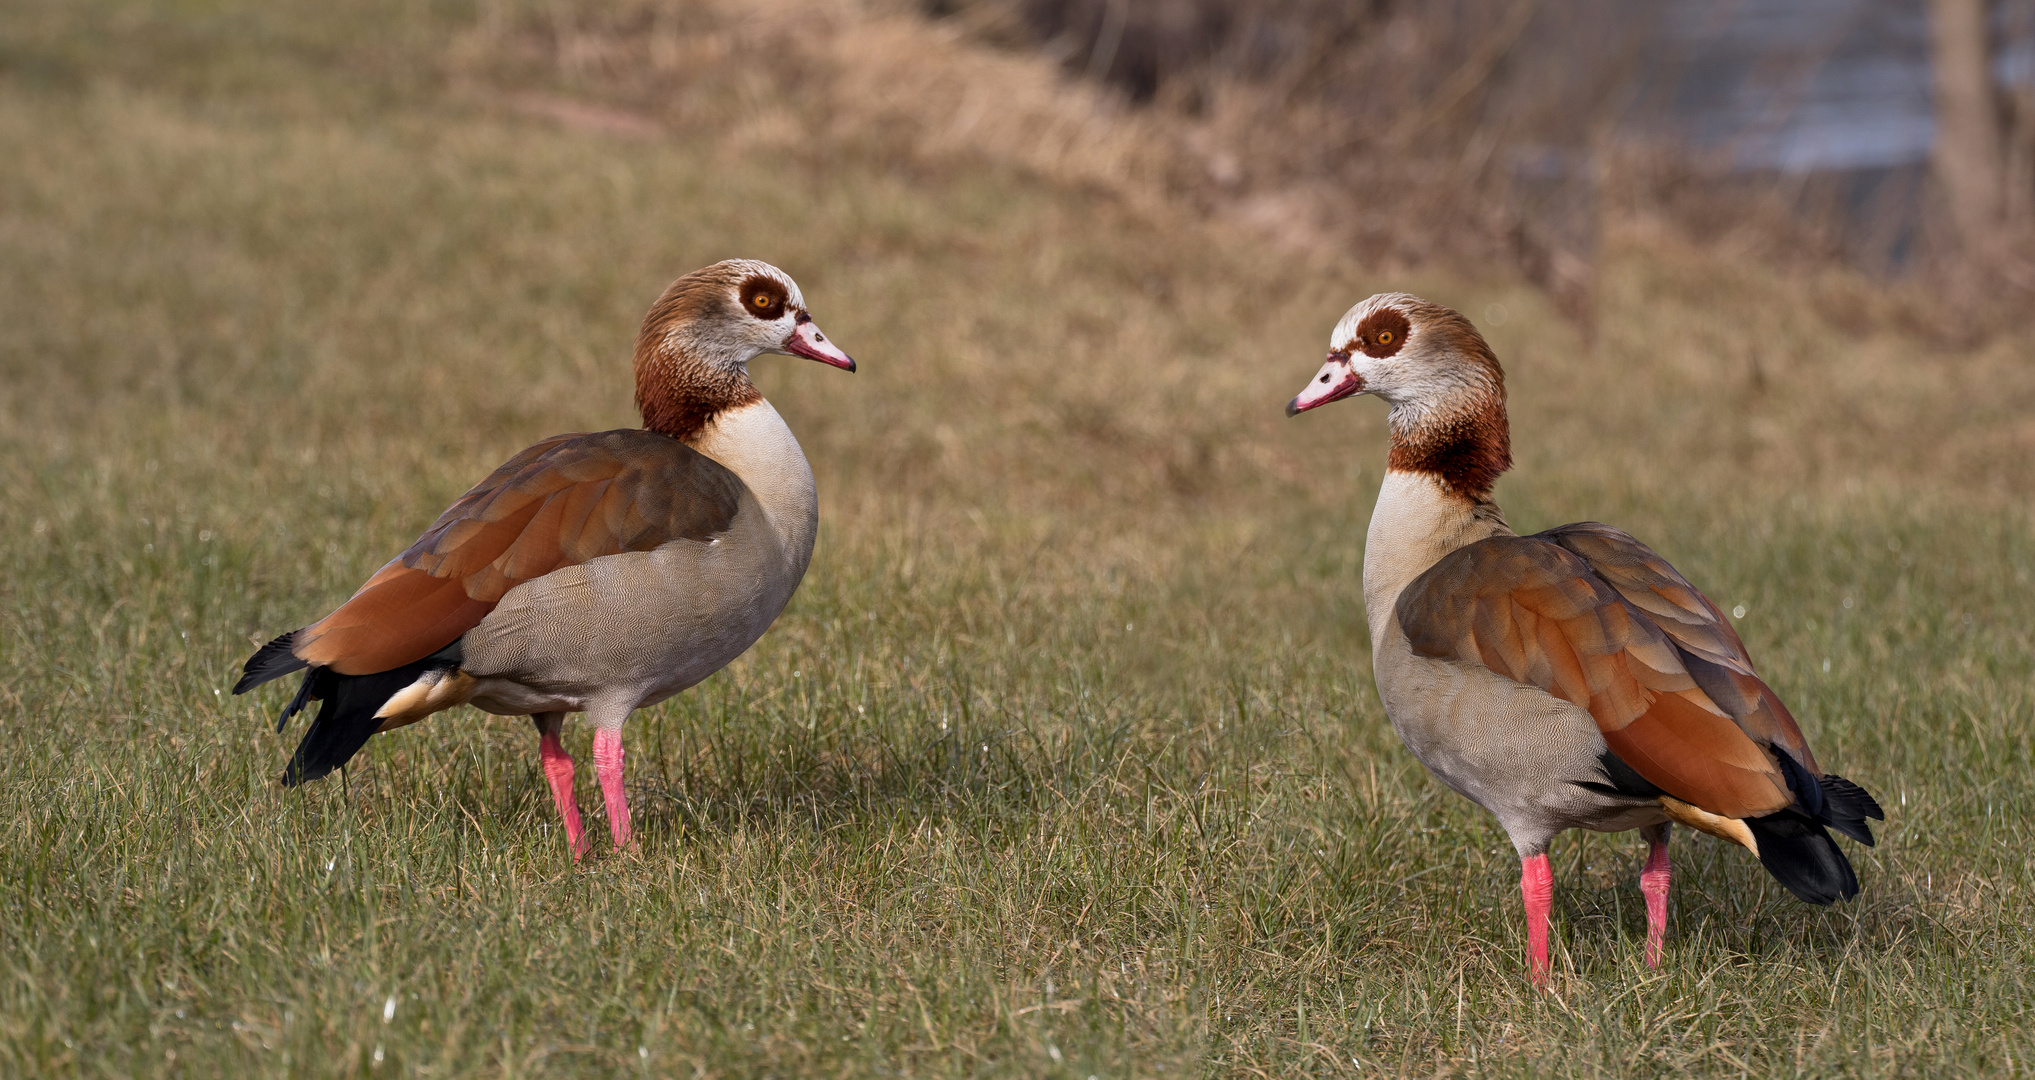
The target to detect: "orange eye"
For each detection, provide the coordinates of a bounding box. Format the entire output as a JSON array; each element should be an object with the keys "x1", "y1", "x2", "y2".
[
  {"x1": 1377, "y1": 330, "x2": 1394, "y2": 344},
  {"x1": 752, "y1": 294, "x2": 772, "y2": 308}
]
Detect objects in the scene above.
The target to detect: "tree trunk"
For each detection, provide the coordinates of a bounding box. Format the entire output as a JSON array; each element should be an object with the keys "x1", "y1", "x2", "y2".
[{"x1": 1931, "y1": 0, "x2": 2007, "y2": 243}]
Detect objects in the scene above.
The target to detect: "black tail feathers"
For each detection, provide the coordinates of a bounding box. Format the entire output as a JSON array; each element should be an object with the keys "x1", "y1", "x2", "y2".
[
  {"x1": 1746, "y1": 767, "x2": 1885, "y2": 905},
  {"x1": 237, "y1": 636, "x2": 464, "y2": 787},
  {"x1": 1746, "y1": 810, "x2": 1860, "y2": 905},
  {"x1": 1587, "y1": 745, "x2": 1883, "y2": 906},
  {"x1": 279, "y1": 658, "x2": 442, "y2": 786}
]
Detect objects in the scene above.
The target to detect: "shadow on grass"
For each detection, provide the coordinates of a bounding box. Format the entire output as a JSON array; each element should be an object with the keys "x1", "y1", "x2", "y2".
[
  {"x1": 1547, "y1": 828, "x2": 1949, "y2": 972},
  {"x1": 629, "y1": 707, "x2": 1141, "y2": 842}
]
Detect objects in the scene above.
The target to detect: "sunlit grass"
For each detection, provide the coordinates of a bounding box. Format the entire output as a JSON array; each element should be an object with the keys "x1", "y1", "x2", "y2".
[{"x1": 1, "y1": 1, "x2": 2032, "y2": 1076}]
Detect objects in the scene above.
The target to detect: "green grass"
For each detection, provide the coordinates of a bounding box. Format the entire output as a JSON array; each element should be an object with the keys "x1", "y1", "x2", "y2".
[{"x1": 3, "y1": 1, "x2": 2034, "y2": 1076}]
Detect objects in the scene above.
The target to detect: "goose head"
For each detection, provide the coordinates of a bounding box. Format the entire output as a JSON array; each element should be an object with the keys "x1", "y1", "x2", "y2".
[
  {"x1": 1285, "y1": 293, "x2": 1501, "y2": 416},
  {"x1": 1286, "y1": 292, "x2": 1511, "y2": 495},
  {"x1": 635, "y1": 260, "x2": 854, "y2": 440}
]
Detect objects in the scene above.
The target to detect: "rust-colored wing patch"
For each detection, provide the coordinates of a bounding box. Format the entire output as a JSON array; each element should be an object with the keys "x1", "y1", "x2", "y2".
[
  {"x1": 1395, "y1": 534, "x2": 1791, "y2": 817},
  {"x1": 1540, "y1": 522, "x2": 1820, "y2": 774},
  {"x1": 293, "y1": 429, "x2": 746, "y2": 675}
]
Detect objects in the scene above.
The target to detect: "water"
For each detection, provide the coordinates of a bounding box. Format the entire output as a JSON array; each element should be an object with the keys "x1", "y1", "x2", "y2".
[{"x1": 1637, "y1": 0, "x2": 2033, "y2": 173}]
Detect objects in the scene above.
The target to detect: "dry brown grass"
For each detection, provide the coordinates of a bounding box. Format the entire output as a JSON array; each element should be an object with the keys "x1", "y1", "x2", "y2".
[
  {"x1": 454, "y1": 0, "x2": 1177, "y2": 201},
  {"x1": 448, "y1": 0, "x2": 2035, "y2": 508},
  {"x1": 452, "y1": 0, "x2": 1548, "y2": 280}
]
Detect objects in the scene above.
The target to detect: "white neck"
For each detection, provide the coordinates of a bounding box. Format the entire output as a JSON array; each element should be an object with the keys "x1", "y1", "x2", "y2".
[
  {"x1": 1362, "y1": 469, "x2": 1513, "y2": 643},
  {"x1": 689, "y1": 399, "x2": 818, "y2": 567}
]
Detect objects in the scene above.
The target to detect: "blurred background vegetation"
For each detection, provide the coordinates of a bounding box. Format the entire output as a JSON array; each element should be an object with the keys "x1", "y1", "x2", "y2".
[
  {"x1": 1, "y1": 0, "x2": 2031, "y2": 1076},
  {"x1": 937, "y1": 0, "x2": 2035, "y2": 319}
]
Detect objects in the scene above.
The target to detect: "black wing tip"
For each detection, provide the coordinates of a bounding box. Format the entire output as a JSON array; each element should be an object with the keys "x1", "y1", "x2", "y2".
[
  {"x1": 235, "y1": 631, "x2": 309, "y2": 694},
  {"x1": 1819, "y1": 774, "x2": 1885, "y2": 818},
  {"x1": 1817, "y1": 773, "x2": 1885, "y2": 847},
  {"x1": 1775, "y1": 751, "x2": 1883, "y2": 847}
]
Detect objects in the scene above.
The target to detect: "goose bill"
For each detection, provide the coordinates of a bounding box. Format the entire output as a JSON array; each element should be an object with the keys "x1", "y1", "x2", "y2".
[
  {"x1": 1286, "y1": 352, "x2": 1361, "y2": 415},
  {"x1": 784, "y1": 316, "x2": 856, "y2": 371}
]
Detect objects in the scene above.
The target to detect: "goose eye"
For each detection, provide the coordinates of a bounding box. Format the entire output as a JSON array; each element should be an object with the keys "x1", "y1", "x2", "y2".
[
  {"x1": 752, "y1": 294, "x2": 772, "y2": 309},
  {"x1": 1376, "y1": 330, "x2": 1394, "y2": 345}
]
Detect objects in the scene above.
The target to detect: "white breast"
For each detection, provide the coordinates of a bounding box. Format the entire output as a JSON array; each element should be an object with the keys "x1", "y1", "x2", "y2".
[
  {"x1": 1360, "y1": 470, "x2": 1509, "y2": 631},
  {"x1": 689, "y1": 399, "x2": 819, "y2": 572}
]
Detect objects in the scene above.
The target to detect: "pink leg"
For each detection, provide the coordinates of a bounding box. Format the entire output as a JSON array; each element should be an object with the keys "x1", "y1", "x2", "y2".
[
  {"x1": 1521, "y1": 853, "x2": 1554, "y2": 986},
  {"x1": 1640, "y1": 825, "x2": 1672, "y2": 967},
  {"x1": 535, "y1": 715, "x2": 590, "y2": 860},
  {"x1": 593, "y1": 727, "x2": 631, "y2": 851}
]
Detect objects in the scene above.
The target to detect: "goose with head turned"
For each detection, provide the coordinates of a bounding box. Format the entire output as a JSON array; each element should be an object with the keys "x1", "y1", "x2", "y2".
[
  {"x1": 234, "y1": 259, "x2": 855, "y2": 859},
  {"x1": 1286, "y1": 293, "x2": 1882, "y2": 983}
]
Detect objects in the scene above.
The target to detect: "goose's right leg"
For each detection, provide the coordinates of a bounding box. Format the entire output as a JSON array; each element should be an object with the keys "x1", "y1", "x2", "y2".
[
  {"x1": 1640, "y1": 822, "x2": 1672, "y2": 967},
  {"x1": 533, "y1": 712, "x2": 590, "y2": 860}
]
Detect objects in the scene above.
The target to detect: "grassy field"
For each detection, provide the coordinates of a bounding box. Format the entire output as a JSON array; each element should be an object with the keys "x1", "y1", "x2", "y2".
[{"x1": 3, "y1": 1, "x2": 2034, "y2": 1076}]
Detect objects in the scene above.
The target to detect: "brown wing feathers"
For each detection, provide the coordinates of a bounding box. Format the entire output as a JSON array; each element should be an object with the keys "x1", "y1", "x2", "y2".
[
  {"x1": 290, "y1": 429, "x2": 745, "y2": 676},
  {"x1": 293, "y1": 559, "x2": 497, "y2": 676},
  {"x1": 1542, "y1": 522, "x2": 1822, "y2": 773},
  {"x1": 1396, "y1": 534, "x2": 1793, "y2": 818}
]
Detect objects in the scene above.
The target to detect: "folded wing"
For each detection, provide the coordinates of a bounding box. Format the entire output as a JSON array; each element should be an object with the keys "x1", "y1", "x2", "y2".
[
  {"x1": 1539, "y1": 522, "x2": 1820, "y2": 777},
  {"x1": 1394, "y1": 531, "x2": 1794, "y2": 818},
  {"x1": 290, "y1": 429, "x2": 745, "y2": 676}
]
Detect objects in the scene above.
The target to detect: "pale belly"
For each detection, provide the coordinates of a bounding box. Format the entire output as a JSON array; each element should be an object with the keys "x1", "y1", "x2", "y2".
[
  {"x1": 457, "y1": 511, "x2": 804, "y2": 717},
  {"x1": 1373, "y1": 628, "x2": 1667, "y2": 853}
]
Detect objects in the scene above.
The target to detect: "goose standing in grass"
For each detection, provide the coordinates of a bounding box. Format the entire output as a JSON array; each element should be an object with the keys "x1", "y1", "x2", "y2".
[
  {"x1": 234, "y1": 260, "x2": 855, "y2": 859},
  {"x1": 1285, "y1": 293, "x2": 1881, "y2": 982}
]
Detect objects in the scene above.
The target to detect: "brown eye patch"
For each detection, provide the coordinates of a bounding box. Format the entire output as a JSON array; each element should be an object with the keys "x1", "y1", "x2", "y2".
[
  {"x1": 1355, "y1": 308, "x2": 1411, "y2": 358},
  {"x1": 738, "y1": 275, "x2": 788, "y2": 321}
]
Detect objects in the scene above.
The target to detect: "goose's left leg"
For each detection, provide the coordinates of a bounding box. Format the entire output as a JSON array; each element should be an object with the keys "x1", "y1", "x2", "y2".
[
  {"x1": 1640, "y1": 822, "x2": 1672, "y2": 966},
  {"x1": 1521, "y1": 852, "x2": 1554, "y2": 985},
  {"x1": 590, "y1": 705, "x2": 635, "y2": 851}
]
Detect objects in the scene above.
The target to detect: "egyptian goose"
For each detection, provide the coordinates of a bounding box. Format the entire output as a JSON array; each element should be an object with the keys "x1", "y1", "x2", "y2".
[
  {"x1": 233, "y1": 260, "x2": 854, "y2": 858},
  {"x1": 1286, "y1": 293, "x2": 1882, "y2": 981}
]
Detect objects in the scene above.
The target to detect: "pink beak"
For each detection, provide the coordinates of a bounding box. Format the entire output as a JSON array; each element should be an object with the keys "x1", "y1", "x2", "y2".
[
  {"x1": 1286, "y1": 351, "x2": 1362, "y2": 416},
  {"x1": 783, "y1": 314, "x2": 855, "y2": 371}
]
